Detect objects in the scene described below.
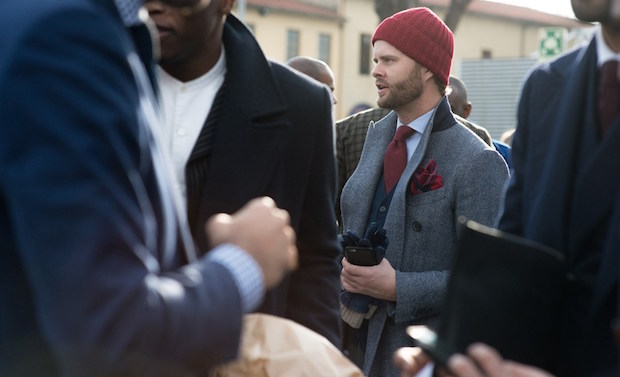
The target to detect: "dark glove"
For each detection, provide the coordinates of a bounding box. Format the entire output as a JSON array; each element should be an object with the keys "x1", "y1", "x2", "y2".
[{"x1": 339, "y1": 223, "x2": 389, "y2": 328}]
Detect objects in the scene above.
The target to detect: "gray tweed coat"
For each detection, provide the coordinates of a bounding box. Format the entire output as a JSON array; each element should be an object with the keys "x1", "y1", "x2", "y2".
[{"x1": 340, "y1": 97, "x2": 510, "y2": 376}]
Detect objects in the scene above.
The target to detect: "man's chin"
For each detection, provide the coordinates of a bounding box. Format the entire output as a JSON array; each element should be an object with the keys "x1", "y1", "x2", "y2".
[{"x1": 377, "y1": 98, "x2": 394, "y2": 110}]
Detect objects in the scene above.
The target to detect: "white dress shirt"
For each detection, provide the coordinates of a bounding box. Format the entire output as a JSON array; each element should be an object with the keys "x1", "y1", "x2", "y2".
[
  {"x1": 110, "y1": 3, "x2": 264, "y2": 312},
  {"x1": 158, "y1": 48, "x2": 227, "y2": 202},
  {"x1": 596, "y1": 26, "x2": 620, "y2": 67}
]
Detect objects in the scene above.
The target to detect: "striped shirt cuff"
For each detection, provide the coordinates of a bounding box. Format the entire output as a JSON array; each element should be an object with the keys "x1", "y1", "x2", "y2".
[{"x1": 206, "y1": 243, "x2": 265, "y2": 312}]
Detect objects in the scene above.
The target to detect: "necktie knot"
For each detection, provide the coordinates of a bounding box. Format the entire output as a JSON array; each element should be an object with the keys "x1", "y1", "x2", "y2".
[
  {"x1": 393, "y1": 126, "x2": 415, "y2": 143},
  {"x1": 598, "y1": 60, "x2": 620, "y2": 136}
]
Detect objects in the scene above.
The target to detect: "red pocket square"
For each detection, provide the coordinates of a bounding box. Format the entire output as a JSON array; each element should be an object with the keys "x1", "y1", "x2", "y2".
[{"x1": 410, "y1": 160, "x2": 443, "y2": 195}]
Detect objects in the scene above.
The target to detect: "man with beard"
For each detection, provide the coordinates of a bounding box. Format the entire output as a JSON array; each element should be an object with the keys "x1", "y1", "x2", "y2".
[
  {"x1": 145, "y1": 0, "x2": 342, "y2": 348},
  {"x1": 395, "y1": 0, "x2": 620, "y2": 376},
  {"x1": 339, "y1": 7, "x2": 509, "y2": 376}
]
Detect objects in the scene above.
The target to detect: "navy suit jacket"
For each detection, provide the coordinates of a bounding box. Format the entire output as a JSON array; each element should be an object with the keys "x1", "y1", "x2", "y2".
[
  {"x1": 498, "y1": 36, "x2": 620, "y2": 376},
  {"x1": 0, "y1": 1, "x2": 251, "y2": 375},
  {"x1": 183, "y1": 15, "x2": 342, "y2": 347}
]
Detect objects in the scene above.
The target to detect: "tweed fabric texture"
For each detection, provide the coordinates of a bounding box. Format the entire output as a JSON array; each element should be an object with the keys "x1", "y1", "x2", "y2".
[{"x1": 335, "y1": 107, "x2": 391, "y2": 230}]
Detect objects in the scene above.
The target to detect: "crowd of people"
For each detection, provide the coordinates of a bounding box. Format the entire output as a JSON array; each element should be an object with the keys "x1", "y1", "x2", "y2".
[{"x1": 0, "y1": 0, "x2": 618, "y2": 376}]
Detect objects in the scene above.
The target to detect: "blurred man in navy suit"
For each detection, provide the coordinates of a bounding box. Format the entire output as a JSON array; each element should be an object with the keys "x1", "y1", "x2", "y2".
[
  {"x1": 396, "y1": 0, "x2": 620, "y2": 375},
  {"x1": 0, "y1": 0, "x2": 298, "y2": 376}
]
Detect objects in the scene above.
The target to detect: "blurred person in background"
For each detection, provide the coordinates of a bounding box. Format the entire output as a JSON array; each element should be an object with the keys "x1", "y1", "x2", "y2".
[
  {"x1": 395, "y1": 0, "x2": 620, "y2": 375},
  {"x1": 146, "y1": 0, "x2": 342, "y2": 347},
  {"x1": 0, "y1": 0, "x2": 300, "y2": 376},
  {"x1": 339, "y1": 8, "x2": 509, "y2": 376},
  {"x1": 287, "y1": 55, "x2": 338, "y2": 106}
]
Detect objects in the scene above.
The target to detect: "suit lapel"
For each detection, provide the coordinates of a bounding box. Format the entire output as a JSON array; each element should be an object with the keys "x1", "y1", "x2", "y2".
[
  {"x1": 568, "y1": 84, "x2": 620, "y2": 253},
  {"x1": 384, "y1": 97, "x2": 453, "y2": 269},
  {"x1": 571, "y1": 53, "x2": 620, "y2": 314},
  {"x1": 198, "y1": 91, "x2": 290, "y2": 212},
  {"x1": 527, "y1": 38, "x2": 620, "y2": 317},
  {"x1": 121, "y1": 19, "x2": 198, "y2": 266},
  {"x1": 343, "y1": 112, "x2": 397, "y2": 235},
  {"x1": 526, "y1": 41, "x2": 596, "y2": 255},
  {"x1": 185, "y1": 15, "x2": 290, "y2": 219},
  {"x1": 590, "y1": 190, "x2": 620, "y2": 317}
]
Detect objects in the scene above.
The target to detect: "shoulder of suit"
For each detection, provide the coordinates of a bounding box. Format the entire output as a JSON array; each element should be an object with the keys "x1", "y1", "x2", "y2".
[
  {"x1": 336, "y1": 107, "x2": 391, "y2": 127},
  {"x1": 453, "y1": 115, "x2": 492, "y2": 146},
  {"x1": 274, "y1": 61, "x2": 329, "y2": 92},
  {"x1": 270, "y1": 61, "x2": 333, "y2": 109},
  {"x1": 444, "y1": 121, "x2": 492, "y2": 151},
  {"x1": 528, "y1": 41, "x2": 588, "y2": 84},
  {"x1": 5, "y1": 0, "x2": 114, "y2": 34}
]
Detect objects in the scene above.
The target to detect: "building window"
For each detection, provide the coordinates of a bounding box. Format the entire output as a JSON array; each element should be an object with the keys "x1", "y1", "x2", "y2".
[
  {"x1": 318, "y1": 34, "x2": 331, "y2": 65},
  {"x1": 360, "y1": 34, "x2": 372, "y2": 75},
  {"x1": 287, "y1": 30, "x2": 300, "y2": 61},
  {"x1": 481, "y1": 49, "x2": 492, "y2": 59}
]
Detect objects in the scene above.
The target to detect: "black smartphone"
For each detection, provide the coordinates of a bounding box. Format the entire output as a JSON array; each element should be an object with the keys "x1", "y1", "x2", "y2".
[{"x1": 344, "y1": 246, "x2": 378, "y2": 266}]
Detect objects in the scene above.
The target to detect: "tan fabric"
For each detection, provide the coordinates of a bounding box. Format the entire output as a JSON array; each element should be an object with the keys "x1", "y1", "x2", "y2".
[{"x1": 213, "y1": 314, "x2": 363, "y2": 377}]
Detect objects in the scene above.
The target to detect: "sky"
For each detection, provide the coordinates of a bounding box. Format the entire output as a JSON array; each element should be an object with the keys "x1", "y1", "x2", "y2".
[{"x1": 487, "y1": 0, "x2": 575, "y2": 18}]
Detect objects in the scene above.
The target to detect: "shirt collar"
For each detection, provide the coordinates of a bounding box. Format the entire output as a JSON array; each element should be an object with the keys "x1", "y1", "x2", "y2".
[
  {"x1": 113, "y1": 0, "x2": 143, "y2": 27},
  {"x1": 596, "y1": 25, "x2": 620, "y2": 67},
  {"x1": 157, "y1": 46, "x2": 227, "y2": 90},
  {"x1": 397, "y1": 107, "x2": 435, "y2": 135}
]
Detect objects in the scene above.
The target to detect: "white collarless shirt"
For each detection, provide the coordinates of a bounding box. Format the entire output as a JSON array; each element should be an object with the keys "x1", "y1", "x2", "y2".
[
  {"x1": 158, "y1": 48, "x2": 227, "y2": 202},
  {"x1": 112, "y1": 1, "x2": 264, "y2": 312}
]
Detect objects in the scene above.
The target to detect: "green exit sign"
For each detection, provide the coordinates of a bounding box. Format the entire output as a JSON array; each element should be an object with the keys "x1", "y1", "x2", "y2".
[{"x1": 539, "y1": 28, "x2": 564, "y2": 58}]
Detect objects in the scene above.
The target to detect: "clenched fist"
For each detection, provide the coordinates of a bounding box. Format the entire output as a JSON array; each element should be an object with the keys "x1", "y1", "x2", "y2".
[{"x1": 205, "y1": 197, "x2": 298, "y2": 289}]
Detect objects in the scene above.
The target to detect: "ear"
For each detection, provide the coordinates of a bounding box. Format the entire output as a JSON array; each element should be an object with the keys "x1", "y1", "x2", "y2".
[
  {"x1": 421, "y1": 67, "x2": 434, "y2": 83},
  {"x1": 463, "y1": 103, "x2": 472, "y2": 118}
]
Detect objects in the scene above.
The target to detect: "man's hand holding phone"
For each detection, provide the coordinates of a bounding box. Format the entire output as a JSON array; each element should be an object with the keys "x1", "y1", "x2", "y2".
[{"x1": 344, "y1": 246, "x2": 378, "y2": 266}]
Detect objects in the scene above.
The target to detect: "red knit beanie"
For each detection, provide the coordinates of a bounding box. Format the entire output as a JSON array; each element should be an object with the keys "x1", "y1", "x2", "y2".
[{"x1": 372, "y1": 7, "x2": 454, "y2": 87}]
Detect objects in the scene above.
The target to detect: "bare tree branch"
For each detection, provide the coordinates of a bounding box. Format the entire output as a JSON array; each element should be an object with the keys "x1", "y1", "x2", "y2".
[
  {"x1": 444, "y1": 0, "x2": 472, "y2": 31},
  {"x1": 374, "y1": 0, "x2": 420, "y2": 21},
  {"x1": 373, "y1": 0, "x2": 472, "y2": 32}
]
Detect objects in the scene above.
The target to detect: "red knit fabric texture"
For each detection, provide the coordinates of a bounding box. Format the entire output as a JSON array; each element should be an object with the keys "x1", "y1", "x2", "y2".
[{"x1": 372, "y1": 7, "x2": 454, "y2": 86}]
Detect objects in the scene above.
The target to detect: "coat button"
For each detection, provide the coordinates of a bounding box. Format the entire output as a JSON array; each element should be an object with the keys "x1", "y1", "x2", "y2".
[{"x1": 413, "y1": 221, "x2": 422, "y2": 231}]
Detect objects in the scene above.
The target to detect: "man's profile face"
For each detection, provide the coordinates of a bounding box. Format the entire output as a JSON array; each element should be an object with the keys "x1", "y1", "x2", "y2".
[
  {"x1": 372, "y1": 40, "x2": 424, "y2": 110},
  {"x1": 571, "y1": 0, "x2": 620, "y2": 25}
]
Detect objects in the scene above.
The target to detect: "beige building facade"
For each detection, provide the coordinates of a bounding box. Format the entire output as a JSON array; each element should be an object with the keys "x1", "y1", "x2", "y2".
[{"x1": 235, "y1": 0, "x2": 591, "y2": 122}]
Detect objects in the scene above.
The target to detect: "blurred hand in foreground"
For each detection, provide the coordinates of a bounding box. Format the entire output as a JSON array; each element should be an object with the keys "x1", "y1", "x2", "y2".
[
  {"x1": 394, "y1": 343, "x2": 554, "y2": 377},
  {"x1": 206, "y1": 197, "x2": 298, "y2": 289}
]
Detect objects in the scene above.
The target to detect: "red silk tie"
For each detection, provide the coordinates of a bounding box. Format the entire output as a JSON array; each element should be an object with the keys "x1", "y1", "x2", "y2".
[
  {"x1": 384, "y1": 126, "x2": 415, "y2": 192},
  {"x1": 599, "y1": 60, "x2": 620, "y2": 136}
]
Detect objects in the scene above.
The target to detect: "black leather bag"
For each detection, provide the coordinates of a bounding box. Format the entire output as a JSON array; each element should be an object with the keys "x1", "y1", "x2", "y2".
[{"x1": 409, "y1": 218, "x2": 568, "y2": 371}]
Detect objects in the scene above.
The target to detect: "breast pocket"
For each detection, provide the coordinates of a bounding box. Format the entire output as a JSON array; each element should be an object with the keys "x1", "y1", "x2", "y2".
[{"x1": 406, "y1": 186, "x2": 447, "y2": 206}]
